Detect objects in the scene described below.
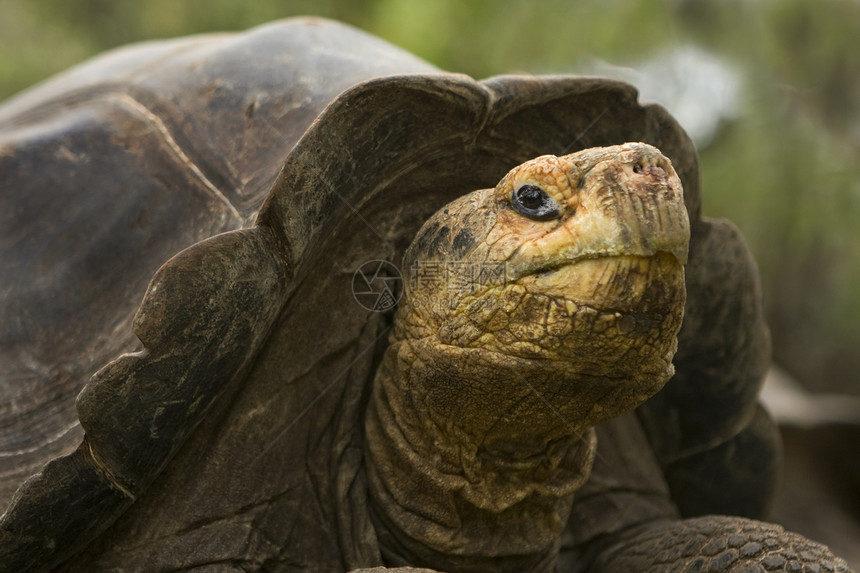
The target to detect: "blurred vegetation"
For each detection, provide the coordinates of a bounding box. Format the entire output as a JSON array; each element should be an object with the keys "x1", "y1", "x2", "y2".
[{"x1": 1, "y1": 0, "x2": 858, "y2": 394}]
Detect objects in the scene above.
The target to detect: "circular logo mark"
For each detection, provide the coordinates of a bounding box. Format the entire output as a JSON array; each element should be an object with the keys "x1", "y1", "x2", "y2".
[{"x1": 352, "y1": 260, "x2": 403, "y2": 312}]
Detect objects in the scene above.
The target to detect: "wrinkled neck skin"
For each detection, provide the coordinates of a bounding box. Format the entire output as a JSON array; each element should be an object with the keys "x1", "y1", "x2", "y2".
[
  {"x1": 365, "y1": 322, "x2": 600, "y2": 573},
  {"x1": 363, "y1": 143, "x2": 689, "y2": 573}
]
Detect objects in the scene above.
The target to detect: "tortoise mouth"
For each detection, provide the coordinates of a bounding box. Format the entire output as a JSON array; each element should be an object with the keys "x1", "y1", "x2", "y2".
[
  {"x1": 512, "y1": 252, "x2": 684, "y2": 314},
  {"x1": 515, "y1": 248, "x2": 685, "y2": 280}
]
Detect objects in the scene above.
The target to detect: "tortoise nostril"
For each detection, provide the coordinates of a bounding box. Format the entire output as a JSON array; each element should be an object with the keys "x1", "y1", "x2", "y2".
[{"x1": 632, "y1": 158, "x2": 668, "y2": 180}]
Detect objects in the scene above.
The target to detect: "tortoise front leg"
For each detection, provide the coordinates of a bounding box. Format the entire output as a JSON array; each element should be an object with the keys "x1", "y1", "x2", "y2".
[
  {"x1": 589, "y1": 515, "x2": 853, "y2": 573},
  {"x1": 349, "y1": 567, "x2": 444, "y2": 573}
]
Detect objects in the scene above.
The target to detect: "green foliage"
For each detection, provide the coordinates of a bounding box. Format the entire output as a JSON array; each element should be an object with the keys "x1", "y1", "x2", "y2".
[
  {"x1": 0, "y1": 0, "x2": 858, "y2": 391},
  {"x1": 678, "y1": 0, "x2": 860, "y2": 389}
]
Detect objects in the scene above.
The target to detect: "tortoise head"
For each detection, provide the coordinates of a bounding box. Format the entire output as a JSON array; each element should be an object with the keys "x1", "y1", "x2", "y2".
[
  {"x1": 395, "y1": 142, "x2": 690, "y2": 449},
  {"x1": 365, "y1": 143, "x2": 690, "y2": 566}
]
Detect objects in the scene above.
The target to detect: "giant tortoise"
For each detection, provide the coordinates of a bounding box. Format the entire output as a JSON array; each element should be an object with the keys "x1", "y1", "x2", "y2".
[{"x1": 0, "y1": 17, "x2": 852, "y2": 573}]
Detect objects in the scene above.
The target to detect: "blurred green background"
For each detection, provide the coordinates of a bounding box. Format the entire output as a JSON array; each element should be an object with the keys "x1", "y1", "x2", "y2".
[
  {"x1": 1, "y1": 0, "x2": 858, "y2": 562},
  {"x1": 2, "y1": 0, "x2": 857, "y2": 398}
]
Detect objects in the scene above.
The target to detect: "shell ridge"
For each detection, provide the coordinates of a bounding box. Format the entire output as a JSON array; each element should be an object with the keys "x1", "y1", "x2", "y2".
[
  {"x1": 1, "y1": 83, "x2": 246, "y2": 224},
  {"x1": 84, "y1": 439, "x2": 136, "y2": 501},
  {"x1": 108, "y1": 92, "x2": 244, "y2": 222}
]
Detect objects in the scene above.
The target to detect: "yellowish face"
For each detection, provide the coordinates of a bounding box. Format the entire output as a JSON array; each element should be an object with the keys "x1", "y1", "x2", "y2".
[{"x1": 396, "y1": 142, "x2": 690, "y2": 440}]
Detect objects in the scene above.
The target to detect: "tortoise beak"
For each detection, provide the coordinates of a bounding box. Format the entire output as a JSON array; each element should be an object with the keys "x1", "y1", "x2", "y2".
[{"x1": 563, "y1": 142, "x2": 690, "y2": 264}]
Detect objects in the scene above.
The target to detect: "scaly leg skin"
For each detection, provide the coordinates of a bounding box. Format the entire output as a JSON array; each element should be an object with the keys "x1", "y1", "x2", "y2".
[
  {"x1": 349, "y1": 569, "x2": 443, "y2": 573},
  {"x1": 591, "y1": 515, "x2": 853, "y2": 573}
]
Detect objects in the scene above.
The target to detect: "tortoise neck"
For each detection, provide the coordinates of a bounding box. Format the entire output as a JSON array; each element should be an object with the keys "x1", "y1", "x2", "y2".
[{"x1": 363, "y1": 339, "x2": 596, "y2": 573}]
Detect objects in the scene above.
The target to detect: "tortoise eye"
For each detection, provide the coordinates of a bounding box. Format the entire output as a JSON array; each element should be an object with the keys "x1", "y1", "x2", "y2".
[{"x1": 511, "y1": 184, "x2": 562, "y2": 221}]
